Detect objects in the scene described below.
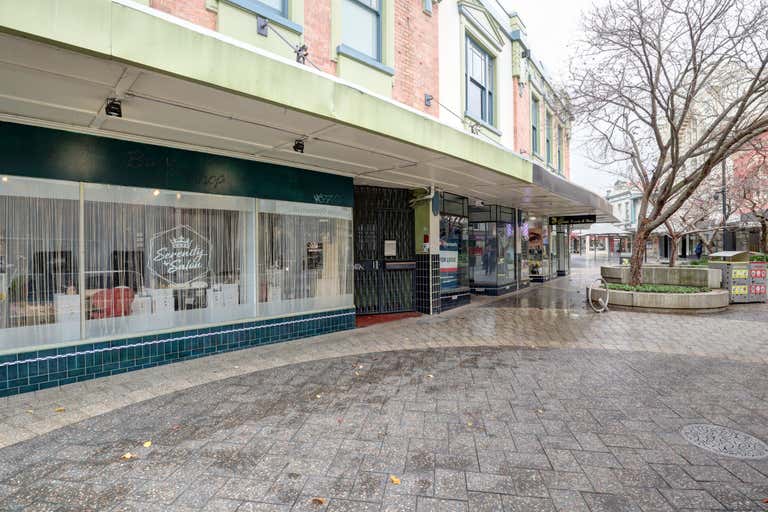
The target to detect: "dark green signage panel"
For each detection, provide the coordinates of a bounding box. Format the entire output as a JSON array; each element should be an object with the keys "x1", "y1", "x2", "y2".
[
  {"x1": 0, "y1": 122, "x2": 353, "y2": 207},
  {"x1": 549, "y1": 215, "x2": 596, "y2": 226}
]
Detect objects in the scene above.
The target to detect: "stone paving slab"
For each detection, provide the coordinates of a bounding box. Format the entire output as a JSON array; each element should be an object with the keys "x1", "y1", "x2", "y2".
[
  {"x1": 0, "y1": 346, "x2": 766, "y2": 511},
  {"x1": 0, "y1": 263, "x2": 766, "y2": 451}
]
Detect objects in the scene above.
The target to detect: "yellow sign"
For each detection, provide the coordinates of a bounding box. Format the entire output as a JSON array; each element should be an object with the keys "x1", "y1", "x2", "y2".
[
  {"x1": 732, "y1": 268, "x2": 748, "y2": 279},
  {"x1": 731, "y1": 285, "x2": 748, "y2": 295}
]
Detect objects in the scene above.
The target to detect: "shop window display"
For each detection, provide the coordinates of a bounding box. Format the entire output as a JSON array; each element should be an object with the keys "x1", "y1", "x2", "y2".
[
  {"x1": 518, "y1": 212, "x2": 530, "y2": 284},
  {"x1": 83, "y1": 184, "x2": 255, "y2": 338},
  {"x1": 468, "y1": 206, "x2": 516, "y2": 290},
  {"x1": 528, "y1": 222, "x2": 550, "y2": 280},
  {"x1": 258, "y1": 200, "x2": 353, "y2": 317},
  {"x1": 439, "y1": 215, "x2": 469, "y2": 292},
  {"x1": 0, "y1": 176, "x2": 353, "y2": 353},
  {"x1": 0, "y1": 177, "x2": 80, "y2": 350}
]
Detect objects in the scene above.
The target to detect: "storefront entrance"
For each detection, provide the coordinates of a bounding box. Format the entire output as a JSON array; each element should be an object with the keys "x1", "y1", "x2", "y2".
[{"x1": 353, "y1": 186, "x2": 415, "y2": 315}]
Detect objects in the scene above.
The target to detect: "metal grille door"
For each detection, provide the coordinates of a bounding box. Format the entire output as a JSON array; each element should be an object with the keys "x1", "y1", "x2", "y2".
[{"x1": 354, "y1": 187, "x2": 415, "y2": 315}]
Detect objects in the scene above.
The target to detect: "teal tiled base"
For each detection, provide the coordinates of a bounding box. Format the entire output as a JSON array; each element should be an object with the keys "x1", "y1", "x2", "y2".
[{"x1": 0, "y1": 309, "x2": 356, "y2": 397}]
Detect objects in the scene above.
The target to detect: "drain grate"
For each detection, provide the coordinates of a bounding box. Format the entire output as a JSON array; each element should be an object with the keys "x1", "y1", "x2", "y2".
[{"x1": 680, "y1": 424, "x2": 768, "y2": 459}]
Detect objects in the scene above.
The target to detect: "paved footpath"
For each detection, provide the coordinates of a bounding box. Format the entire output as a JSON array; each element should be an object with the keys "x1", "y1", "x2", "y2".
[{"x1": 0, "y1": 259, "x2": 767, "y2": 511}]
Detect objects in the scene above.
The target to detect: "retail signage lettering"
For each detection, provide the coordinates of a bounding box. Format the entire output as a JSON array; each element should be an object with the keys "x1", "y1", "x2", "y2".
[
  {"x1": 148, "y1": 225, "x2": 212, "y2": 287},
  {"x1": 548, "y1": 215, "x2": 596, "y2": 226}
]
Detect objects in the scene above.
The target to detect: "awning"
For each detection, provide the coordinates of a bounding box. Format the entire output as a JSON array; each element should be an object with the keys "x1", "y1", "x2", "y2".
[
  {"x1": 0, "y1": 0, "x2": 615, "y2": 222},
  {"x1": 573, "y1": 223, "x2": 631, "y2": 236}
]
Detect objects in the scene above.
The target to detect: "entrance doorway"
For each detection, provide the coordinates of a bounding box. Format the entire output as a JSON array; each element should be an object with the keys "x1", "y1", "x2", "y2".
[{"x1": 353, "y1": 186, "x2": 415, "y2": 315}]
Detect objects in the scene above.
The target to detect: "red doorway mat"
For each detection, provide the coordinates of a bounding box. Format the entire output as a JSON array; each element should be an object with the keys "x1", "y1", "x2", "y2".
[{"x1": 356, "y1": 311, "x2": 422, "y2": 328}]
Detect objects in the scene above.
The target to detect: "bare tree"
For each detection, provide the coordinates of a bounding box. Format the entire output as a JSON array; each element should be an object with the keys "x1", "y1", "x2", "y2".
[
  {"x1": 660, "y1": 168, "x2": 742, "y2": 265},
  {"x1": 732, "y1": 135, "x2": 768, "y2": 252},
  {"x1": 570, "y1": 0, "x2": 768, "y2": 284}
]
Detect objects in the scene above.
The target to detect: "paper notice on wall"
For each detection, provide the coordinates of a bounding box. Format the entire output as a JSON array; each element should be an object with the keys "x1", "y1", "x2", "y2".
[{"x1": 384, "y1": 240, "x2": 397, "y2": 257}]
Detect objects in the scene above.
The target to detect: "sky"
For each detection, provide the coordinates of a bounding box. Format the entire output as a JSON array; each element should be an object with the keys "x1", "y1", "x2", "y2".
[{"x1": 502, "y1": 0, "x2": 618, "y2": 195}]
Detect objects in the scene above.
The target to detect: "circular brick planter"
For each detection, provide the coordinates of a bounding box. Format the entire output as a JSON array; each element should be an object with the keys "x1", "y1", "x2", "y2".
[{"x1": 588, "y1": 286, "x2": 729, "y2": 310}]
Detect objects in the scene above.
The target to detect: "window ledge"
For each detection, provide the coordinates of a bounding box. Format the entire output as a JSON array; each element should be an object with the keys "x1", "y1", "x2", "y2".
[
  {"x1": 223, "y1": 0, "x2": 303, "y2": 34},
  {"x1": 337, "y1": 44, "x2": 395, "y2": 76},
  {"x1": 464, "y1": 113, "x2": 502, "y2": 136}
]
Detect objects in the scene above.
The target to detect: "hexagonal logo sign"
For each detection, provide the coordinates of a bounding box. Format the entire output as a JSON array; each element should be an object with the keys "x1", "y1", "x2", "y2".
[{"x1": 148, "y1": 225, "x2": 211, "y2": 287}]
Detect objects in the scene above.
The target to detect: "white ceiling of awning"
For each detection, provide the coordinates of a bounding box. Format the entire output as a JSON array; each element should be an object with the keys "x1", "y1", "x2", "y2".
[{"x1": 0, "y1": 32, "x2": 613, "y2": 221}]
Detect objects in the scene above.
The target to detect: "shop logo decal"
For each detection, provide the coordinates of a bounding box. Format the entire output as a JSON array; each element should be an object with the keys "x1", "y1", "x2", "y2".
[{"x1": 148, "y1": 225, "x2": 211, "y2": 287}]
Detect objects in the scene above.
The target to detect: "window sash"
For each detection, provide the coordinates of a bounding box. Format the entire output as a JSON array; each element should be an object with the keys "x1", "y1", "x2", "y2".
[
  {"x1": 257, "y1": 0, "x2": 286, "y2": 15},
  {"x1": 342, "y1": 0, "x2": 382, "y2": 61},
  {"x1": 545, "y1": 114, "x2": 552, "y2": 165},
  {"x1": 531, "y1": 98, "x2": 540, "y2": 154},
  {"x1": 465, "y1": 37, "x2": 494, "y2": 124}
]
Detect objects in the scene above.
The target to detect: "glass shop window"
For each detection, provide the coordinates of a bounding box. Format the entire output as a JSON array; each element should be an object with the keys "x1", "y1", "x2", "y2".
[
  {"x1": 83, "y1": 184, "x2": 255, "y2": 338},
  {"x1": 258, "y1": 200, "x2": 354, "y2": 317},
  {"x1": 440, "y1": 215, "x2": 469, "y2": 292},
  {"x1": 519, "y1": 212, "x2": 530, "y2": 282},
  {"x1": 0, "y1": 177, "x2": 81, "y2": 352},
  {"x1": 469, "y1": 222, "x2": 496, "y2": 287},
  {"x1": 497, "y1": 221, "x2": 516, "y2": 285}
]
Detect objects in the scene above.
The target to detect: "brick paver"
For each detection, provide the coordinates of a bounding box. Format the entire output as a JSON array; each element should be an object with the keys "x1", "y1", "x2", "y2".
[{"x1": 0, "y1": 257, "x2": 766, "y2": 511}]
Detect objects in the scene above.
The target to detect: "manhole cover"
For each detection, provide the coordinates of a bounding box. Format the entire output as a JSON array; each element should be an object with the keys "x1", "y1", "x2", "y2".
[{"x1": 680, "y1": 424, "x2": 768, "y2": 459}]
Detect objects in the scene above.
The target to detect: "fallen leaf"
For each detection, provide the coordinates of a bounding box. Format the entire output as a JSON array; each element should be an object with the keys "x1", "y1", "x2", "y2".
[
  {"x1": 535, "y1": 408, "x2": 544, "y2": 414},
  {"x1": 467, "y1": 422, "x2": 474, "y2": 427},
  {"x1": 426, "y1": 374, "x2": 434, "y2": 379},
  {"x1": 315, "y1": 394, "x2": 322, "y2": 399},
  {"x1": 120, "y1": 452, "x2": 136, "y2": 460},
  {"x1": 311, "y1": 497, "x2": 327, "y2": 505},
  {"x1": 25, "y1": 410, "x2": 33, "y2": 414},
  {"x1": 143, "y1": 441, "x2": 152, "y2": 448},
  {"x1": 171, "y1": 424, "x2": 182, "y2": 431},
  {"x1": 389, "y1": 475, "x2": 401, "y2": 485},
  {"x1": 54, "y1": 407, "x2": 65, "y2": 413},
  {"x1": 354, "y1": 371, "x2": 360, "y2": 376}
]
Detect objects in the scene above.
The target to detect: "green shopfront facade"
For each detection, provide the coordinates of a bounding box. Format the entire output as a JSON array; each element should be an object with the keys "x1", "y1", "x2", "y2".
[{"x1": 0, "y1": 122, "x2": 356, "y2": 397}]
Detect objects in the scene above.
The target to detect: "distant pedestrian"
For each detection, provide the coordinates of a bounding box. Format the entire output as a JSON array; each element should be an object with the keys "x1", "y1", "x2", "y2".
[{"x1": 695, "y1": 240, "x2": 703, "y2": 260}]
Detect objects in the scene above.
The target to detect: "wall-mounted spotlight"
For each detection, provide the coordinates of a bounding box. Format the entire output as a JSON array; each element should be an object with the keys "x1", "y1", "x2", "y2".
[
  {"x1": 424, "y1": 93, "x2": 434, "y2": 107},
  {"x1": 105, "y1": 98, "x2": 122, "y2": 117},
  {"x1": 293, "y1": 139, "x2": 305, "y2": 153}
]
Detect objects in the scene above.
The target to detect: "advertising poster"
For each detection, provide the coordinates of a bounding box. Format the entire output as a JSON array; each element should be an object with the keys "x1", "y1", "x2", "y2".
[{"x1": 440, "y1": 241, "x2": 459, "y2": 290}]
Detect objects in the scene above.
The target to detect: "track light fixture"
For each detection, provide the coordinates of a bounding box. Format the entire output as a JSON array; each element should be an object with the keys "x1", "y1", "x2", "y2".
[{"x1": 105, "y1": 98, "x2": 122, "y2": 117}]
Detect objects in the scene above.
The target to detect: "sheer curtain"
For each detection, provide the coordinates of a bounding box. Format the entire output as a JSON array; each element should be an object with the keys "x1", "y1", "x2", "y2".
[
  {"x1": 83, "y1": 184, "x2": 255, "y2": 338},
  {"x1": 258, "y1": 200, "x2": 353, "y2": 317},
  {"x1": 0, "y1": 177, "x2": 80, "y2": 351}
]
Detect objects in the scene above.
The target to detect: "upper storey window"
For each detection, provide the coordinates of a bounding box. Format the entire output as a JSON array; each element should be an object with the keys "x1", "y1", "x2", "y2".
[
  {"x1": 257, "y1": 0, "x2": 286, "y2": 16},
  {"x1": 342, "y1": 0, "x2": 382, "y2": 61},
  {"x1": 466, "y1": 37, "x2": 494, "y2": 125},
  {"x1": 531, "y1": 96, "x2": 541, "y2": 155}
]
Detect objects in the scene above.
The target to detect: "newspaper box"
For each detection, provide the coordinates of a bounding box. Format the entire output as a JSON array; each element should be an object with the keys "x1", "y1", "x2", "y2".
[
  {"x1": 748, "y1": 253, "x2": 767, "y2": 303},
  {"x1": 709, "y1": 251, "x2": 766, "y2": 303},
  {"x1": 709, "y1": 251, "x2": 749, "y2": 303}
]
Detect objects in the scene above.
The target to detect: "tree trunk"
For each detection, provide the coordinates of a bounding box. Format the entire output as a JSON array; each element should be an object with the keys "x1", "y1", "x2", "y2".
[
  {"x1": 669, "y1": 237, "x2": 678, "y2": 267},
  {"x1": 629, "y1": 228, "x2": 649, "y2": 286}
]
